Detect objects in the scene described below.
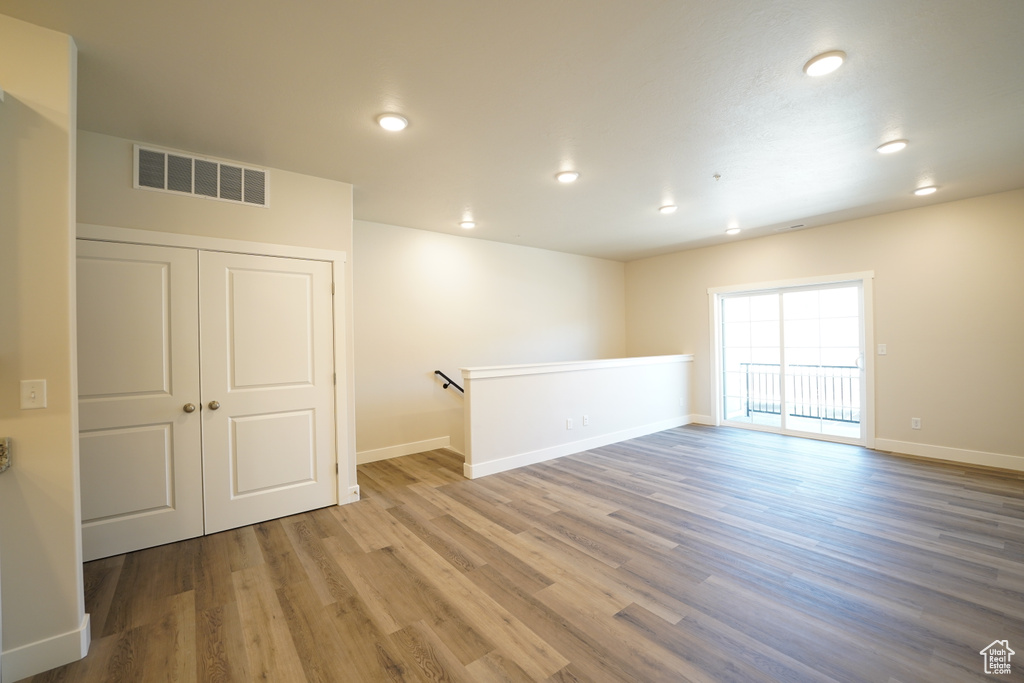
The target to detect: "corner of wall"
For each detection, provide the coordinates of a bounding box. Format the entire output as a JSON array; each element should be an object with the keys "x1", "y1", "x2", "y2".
[{"x1": 0, "y1": 13, "x2": 88, "y2": 680}]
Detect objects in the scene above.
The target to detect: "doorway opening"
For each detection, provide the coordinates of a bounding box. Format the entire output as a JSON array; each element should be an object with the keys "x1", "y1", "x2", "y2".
[{"x1": 710, "y1": 273, "x2": 874, "y2": 447}]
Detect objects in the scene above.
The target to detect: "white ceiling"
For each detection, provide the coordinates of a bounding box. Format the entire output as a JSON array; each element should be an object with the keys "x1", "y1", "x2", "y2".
[{"x1": 4, "y1": 0, "x2": 1024, "y2": 261}]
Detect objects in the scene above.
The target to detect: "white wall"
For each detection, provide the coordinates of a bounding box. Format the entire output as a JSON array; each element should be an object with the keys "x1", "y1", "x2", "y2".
[
  {"x1": 626, "y1": 189, "x2": 1024, "y2": 469},
  {"x1": 463, "y1": 355, "x2": 692, "y2": 478},
  {"x1": 354, "y1": 221, "x2": 626, "y2": 458},
  {"x1": 0, "y1": 15, "x2": 88, "y2": 680},
  {"x1": 78, "y1": 132, "x2": 352, "y2": 252},
  {"x1": 77, "y1": 130, "x2": 359, "y2": 498}
]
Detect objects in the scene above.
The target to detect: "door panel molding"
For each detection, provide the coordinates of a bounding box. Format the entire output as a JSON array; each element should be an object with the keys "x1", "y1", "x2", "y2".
[
  {"x1": 226, "y1": 267, "x2": 316, "y2": 389},
  {"x1": 79, "y1": 423, "x2": 175, "y2": 522},
  {"x1": 231, "y1": 410, "x2": 316, "y2": 496},
  {"x1": 77, "y1": 256, "x2": 172, "y2": 399}
]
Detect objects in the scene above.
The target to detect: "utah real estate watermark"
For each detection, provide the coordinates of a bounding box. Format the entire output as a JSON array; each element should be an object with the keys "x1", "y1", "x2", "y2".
[{"x1": 980, "y1": 640, "x2": 1014, "y2": 675}]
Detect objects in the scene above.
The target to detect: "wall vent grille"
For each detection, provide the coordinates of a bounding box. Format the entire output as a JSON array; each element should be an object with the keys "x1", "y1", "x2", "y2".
[{"x1": 133, "y1": 144, "x2": 269, "y2": 207}]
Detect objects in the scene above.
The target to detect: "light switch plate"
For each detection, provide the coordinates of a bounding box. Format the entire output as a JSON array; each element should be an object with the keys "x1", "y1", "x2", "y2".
[{"x1": 20, "y1": 379, "x2": 47, "y2": 409}]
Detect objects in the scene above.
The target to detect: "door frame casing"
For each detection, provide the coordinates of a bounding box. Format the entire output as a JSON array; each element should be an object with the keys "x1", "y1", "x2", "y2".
[
  {"x1": 707, "y1": 271, "x2": 875, "y2": 449},
  {"x1": 77, "y1": 223, "x2": 357, "y2": 506}
]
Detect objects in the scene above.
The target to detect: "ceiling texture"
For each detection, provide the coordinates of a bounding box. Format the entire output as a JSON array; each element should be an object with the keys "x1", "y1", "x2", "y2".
[{"x1": 3, "y1": 0, "x2": 1023, "y2": 261}]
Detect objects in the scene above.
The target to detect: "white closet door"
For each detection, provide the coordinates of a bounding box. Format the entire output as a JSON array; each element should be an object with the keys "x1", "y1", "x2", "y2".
[
  {"x1": 199, "y1": 251, "x2": 337, "y2": 533},
  {"x1": 77, "y1": 240, "x2": 204, "y2": 561}
]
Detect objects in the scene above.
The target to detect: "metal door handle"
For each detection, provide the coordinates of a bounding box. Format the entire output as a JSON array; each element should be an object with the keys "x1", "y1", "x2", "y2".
[
  {"x1": 208, "y1": 400, "x2": 221, "y2": 410},
  {"x1": 183, "y1": 403, "x2": 196, "y2": 413}
]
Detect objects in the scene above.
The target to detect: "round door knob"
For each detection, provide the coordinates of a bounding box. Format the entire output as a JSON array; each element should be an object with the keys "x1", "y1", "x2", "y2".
[
  {"x1": 183, "y1": 403, "x2": 196, "y2": 413},
  {"x1": 208, "y1": 400, "x2": 221, "y2": 411}
]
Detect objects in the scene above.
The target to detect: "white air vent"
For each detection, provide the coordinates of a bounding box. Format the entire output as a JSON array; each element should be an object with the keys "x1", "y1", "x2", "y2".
[{"x1": 134, "y1": 145, "x2": 269, "y2": 207}]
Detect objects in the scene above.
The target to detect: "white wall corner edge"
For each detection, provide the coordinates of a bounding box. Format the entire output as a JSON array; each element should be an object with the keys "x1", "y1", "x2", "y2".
[
  {"x1": 2, "y1": 613, "x2": 90, "y2": 682},
  {"x1": 463, "y1": 416, "x2": 691, "y2": 479},
  {"x1": 874, "y1": 438, "x2": 1024, "y2": 473},
  {"x1": 356, "y1": 436, "x2": 452, "y2": 465}
]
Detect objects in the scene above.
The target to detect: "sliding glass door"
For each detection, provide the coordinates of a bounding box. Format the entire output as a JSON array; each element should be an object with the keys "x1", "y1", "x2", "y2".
[
  {"x1": 782, "y1": 286, "x2": 862, "y2": 439},
  {"x1": 719, "y1": 281, "x2": 866, "y2": 444}
]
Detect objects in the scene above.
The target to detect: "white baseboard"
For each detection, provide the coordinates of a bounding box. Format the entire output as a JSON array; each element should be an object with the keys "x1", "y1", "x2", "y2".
[
  {"x1": 2, "y1": 613, "x2": 90, "y2": 682},
  {"x1": 686, "y1": 414, "x2": 715, "y2": 426},
  {"x1": 343, "y1": 484, "x2": 360, "y2": 503},
  {"x1": 875, "y1": 438, "x2": 1024, "y2": 473},
  {"x1": 464, "y1": 416, "x2": 690, "y2": 479},
  {"x1": 357, "y1": 436, "x2": 451, "y2": 465}
]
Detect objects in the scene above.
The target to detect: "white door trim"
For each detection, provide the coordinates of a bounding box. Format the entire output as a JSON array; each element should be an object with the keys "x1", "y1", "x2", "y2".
[
  {"x1": 707, "y1": 271, "x2": 875, "y2": 449},
  {"x1": 77, "y1": 223, "x2": 356, "y2": 505},
  {"x1": 78, "y1": 223, "x2": 345, "y2": 263}
]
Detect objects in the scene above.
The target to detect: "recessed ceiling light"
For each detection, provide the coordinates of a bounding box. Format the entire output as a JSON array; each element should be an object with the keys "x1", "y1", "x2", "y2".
[
  {"x1": 659, "y1": 205, "x2": 678, "y2": 215},
  {"x1": 377, "y1": 114, "x2": 408, "y2": 131},
  {"x1": 876, "y1": 139, "x2": 908, "y2": 154},
  {"x1": 803, "y1": 50, "x2": 846, "y2": 77},
  {"x1": 725, "y1": 227, "x2": 741, "y2": 236},
  {"x1": 459, "y1": 220, "x2": 476, "y2": 229},
  {"x1": 913, "y1": 186, "x2": 938, "y2": 196},
  {"x1": 555, "y1": 171, "x2": 580, "y2": 183}
]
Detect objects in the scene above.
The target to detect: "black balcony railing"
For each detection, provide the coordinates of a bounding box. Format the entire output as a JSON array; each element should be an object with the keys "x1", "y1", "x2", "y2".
[{"x1": 739, "y1": 363, "x2": 860, "y2": 424}]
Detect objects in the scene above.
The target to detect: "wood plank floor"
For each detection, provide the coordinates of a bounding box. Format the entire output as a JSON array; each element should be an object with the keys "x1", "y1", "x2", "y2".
[{"x1": 22, "y1": 425, "x2": 1024, "y2": 682}]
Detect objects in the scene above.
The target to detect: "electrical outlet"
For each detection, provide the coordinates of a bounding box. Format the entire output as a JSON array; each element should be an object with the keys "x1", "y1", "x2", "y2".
[
  {"x1": 566, "y1": 418, "x2": 573, "y2": 430},
  {"x1": 582, "y1": 414, "x2": 590, "y2": 426},
  {"x1": 911, "y1": 417, "x2": 921, "y2": 430},
  {"x1": 877, "y1": 344, "x2": 887, "y2": 355}
]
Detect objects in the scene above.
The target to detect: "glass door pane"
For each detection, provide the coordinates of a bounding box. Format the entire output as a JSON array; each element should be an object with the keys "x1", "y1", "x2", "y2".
[
  {"x1": 782, "y1": 285, "x2": 862, "y2": 439},
  {"x1": 721, "y1": 292, "x2": 781, "y2": 428}
]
